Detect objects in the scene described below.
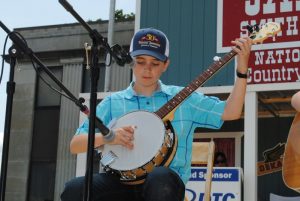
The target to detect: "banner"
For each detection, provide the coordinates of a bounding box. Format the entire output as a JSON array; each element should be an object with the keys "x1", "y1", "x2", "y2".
[
  {"x1": 185, "y1": 167, "x2": 242, "y2": 201},
  {"x1": 217, "y1": 0, "x2": 300, "y2": 84}
]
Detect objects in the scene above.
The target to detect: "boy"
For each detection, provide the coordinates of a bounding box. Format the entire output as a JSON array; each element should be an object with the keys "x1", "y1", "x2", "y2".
[{"x1": 61, "y1": 28, "x2": 252, "y2": 201}]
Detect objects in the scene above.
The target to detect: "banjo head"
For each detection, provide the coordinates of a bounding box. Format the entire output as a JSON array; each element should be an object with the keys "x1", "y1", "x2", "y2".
[{"x1": 102, "y1": 110, "x2": 166, "y2": 171}]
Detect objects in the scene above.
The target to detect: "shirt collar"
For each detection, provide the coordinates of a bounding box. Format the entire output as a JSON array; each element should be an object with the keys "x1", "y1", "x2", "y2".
[{"x1": 124, "y1": 80, "x2": 172, "y2": 99}]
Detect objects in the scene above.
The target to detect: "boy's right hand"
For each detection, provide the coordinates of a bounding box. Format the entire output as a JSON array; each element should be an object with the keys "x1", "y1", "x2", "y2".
[{"x1": 109, "y1": 126, "x2": 135, "y2": 149}]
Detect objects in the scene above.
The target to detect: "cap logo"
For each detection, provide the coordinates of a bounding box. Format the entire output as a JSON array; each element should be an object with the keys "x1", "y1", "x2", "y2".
[
  {"x1": 139, "y1": 34, "x2": 161, "y2": 49},
  {"x1": 130, "y1": 28, "x2": 169, "y2": 61}
]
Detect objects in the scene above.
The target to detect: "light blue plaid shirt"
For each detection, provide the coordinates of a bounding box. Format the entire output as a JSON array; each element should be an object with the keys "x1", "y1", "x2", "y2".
[{"x1": 76, "y1": 80, "x2": 226, "y2": 184}]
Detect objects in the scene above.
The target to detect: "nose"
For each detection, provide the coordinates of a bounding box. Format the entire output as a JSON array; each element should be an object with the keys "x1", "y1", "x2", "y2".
[{"x1": 143, "y1": 64, "x2": 152, "y2": 71}]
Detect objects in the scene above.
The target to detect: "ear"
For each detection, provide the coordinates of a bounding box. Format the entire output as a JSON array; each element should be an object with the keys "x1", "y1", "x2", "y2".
[{"x1": 162, "y1": 59, "x2": 170, "y2": 72}]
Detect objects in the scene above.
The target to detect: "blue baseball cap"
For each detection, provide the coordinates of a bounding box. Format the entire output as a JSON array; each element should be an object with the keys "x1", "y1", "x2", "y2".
[{"x1": 129, "y1": 28, "x2": 169, "y2": 61}]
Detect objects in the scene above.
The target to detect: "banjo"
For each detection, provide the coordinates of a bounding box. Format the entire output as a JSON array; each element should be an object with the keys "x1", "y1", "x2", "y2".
[{"x1": 100, "y1": 22, "x2": 281, "y2": 184}]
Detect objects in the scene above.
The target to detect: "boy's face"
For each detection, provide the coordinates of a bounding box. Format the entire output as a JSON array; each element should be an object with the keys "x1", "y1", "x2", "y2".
[{"x1": 132, "y1": 55, "x2": 169, "y2": 88}]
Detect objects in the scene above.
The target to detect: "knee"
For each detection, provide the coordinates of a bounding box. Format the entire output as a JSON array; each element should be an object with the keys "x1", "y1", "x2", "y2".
[
  {"x1": 146, "y1": 167, "x2": 177, "y2": 183},
  {"x1": 143, "y1": 167, "x2": 185, "y2": 200},
  {"x1": 61, "y1": 177, "x2": 84, "y2": 201},
  {"x1": 145, "y1": 167, "x2": 183, "y2": 189}
]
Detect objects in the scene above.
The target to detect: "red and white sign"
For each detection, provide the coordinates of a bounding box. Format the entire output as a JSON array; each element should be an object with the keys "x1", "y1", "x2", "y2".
[{"x1": 217, "y1": 0, "x2": 300, "y2": 84}]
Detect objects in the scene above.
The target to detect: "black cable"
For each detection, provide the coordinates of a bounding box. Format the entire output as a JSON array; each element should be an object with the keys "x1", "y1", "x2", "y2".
[
  {"x1": 2, "y1": 31, "x2": 77, "y2": 103},
  {"x1": 18, "y1": 31, "x2": 77, "y2": 102},
  {"x1": 0, "y1": 34, "x2": 10, "y2": 84},
  {"x1": 1, "y1": 31, "x2": 27, "y2": 83},
  {"x1": 30, "y1": 59, "x2": 77, "y2": 103}
]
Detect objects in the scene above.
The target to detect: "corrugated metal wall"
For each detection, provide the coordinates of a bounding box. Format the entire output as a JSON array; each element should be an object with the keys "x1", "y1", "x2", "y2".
[{"x1": 140, "y1": 0, "x2": 235, "y2": 87}]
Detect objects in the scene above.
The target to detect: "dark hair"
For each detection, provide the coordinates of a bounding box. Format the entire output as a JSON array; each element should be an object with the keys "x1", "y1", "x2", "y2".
[{"x1": 214, "y1": 151, "x2": 227, "y2": 165}]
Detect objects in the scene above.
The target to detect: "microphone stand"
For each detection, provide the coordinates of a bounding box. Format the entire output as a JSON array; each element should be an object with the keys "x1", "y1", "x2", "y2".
[
  {"x1": 0, "y1": 21, "x2": 110, "y2": 201},
  {"x1": 59, "y1": 1, "x2": 132, "y2": 201},
  {"x1": 0, "y1": 44, "x2": 17, "y2": 201}
]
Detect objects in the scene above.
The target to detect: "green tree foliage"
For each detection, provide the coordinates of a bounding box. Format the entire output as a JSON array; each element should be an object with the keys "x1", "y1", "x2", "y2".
[
  {"x1": 91, "y1": 9, "x2": 135, "y2": 23},
  {"x1": 114, "y1": 9, "x2": 135, "y2": 21}
]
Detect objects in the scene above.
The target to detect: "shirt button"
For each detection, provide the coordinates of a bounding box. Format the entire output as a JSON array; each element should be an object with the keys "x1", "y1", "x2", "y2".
[{"x1": 146, "y1": 101, "x2": 150, "y2": 105}]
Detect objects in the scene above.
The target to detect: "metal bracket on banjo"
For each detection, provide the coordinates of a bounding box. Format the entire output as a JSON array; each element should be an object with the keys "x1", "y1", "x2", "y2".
[
  {"x1": 100, "y1": 150, "x2": 118, "y2": 167},
  {"x1": 120, "y1": 171, "x2": 137, "y2": 181},
  {"x1": 164, "y1": 120, "x2": 175, "y2": 148},
  {"x1": 166, "y1": 131, "x2": 174, "y2": 148}
]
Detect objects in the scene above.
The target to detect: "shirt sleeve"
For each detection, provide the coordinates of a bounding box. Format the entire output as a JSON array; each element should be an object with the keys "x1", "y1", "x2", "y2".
[
  {"x1": 190, "y1": 92, "x2": 226, "y2": 129},
  {"x1": 75, "y1": 96, "x2": 112, "y2": 135}
]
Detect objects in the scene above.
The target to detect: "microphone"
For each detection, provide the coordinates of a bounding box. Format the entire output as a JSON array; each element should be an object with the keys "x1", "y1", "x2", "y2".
[
  {"x1": 95, "y1": 116, "x2": 110, "y2": 136},
  {"x1": 59, "y1": 0, "x2": 131, "y2": 67},
  {"x1": 95, "y1": 116, "x2": 115, "y2": 142},
  {"x1": 80, "y1": 105, "x2": 112, "y2": 138},
  {"x1": 111, "y1": 44, "x2": 133, "y2": 66}
]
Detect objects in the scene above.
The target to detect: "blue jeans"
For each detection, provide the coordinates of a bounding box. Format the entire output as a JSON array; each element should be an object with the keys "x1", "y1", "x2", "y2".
[{"x1": 61, "y1": 167, "x2": 185, "y2": 201}]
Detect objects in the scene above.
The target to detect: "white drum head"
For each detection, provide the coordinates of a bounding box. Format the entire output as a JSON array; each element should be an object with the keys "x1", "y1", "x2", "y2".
[{"x1": 102, "y1": 111, "x2": 165, "y2": 170}]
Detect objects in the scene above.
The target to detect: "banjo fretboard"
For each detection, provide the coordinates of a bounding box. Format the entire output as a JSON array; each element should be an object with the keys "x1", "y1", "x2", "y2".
[
  {"x1": 154, "y1": 50, "x2": 237, "y2": 119},
  {"x1": 154, "y1": 22, "x2": 281, "y2": 120}
]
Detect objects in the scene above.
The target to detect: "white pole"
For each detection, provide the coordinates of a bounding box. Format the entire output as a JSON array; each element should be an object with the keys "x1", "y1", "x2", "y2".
[
  {"x1": 104, "y1": 0, "x2": 116, "y2": 92},
  {"x1": 132, "y1": 0, "x2": 141, "y2": 82},
  {"x1": 244, "y1": 91, "x2": 258, "y2": 201}
]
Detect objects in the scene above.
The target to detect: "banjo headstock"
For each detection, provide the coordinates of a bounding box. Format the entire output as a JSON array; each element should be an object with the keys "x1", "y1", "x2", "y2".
[{"x1": 249, "y1": 22, "x2": 281, "y2": 44}]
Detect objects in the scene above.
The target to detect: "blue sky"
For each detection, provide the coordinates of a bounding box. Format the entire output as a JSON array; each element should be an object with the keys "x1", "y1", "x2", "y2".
[{"x1": 0, "y1": 0, "x2": 136, "y2": 161}]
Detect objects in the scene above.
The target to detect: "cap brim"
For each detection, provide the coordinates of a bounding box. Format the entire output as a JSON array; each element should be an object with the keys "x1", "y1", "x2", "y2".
[{"x1": 130, "y1": 50, "x2": 167, "y2": 61}]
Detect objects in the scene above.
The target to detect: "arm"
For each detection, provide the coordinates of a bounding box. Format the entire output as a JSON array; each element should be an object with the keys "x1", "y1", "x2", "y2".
[
  {"x1": 70, "y1": 133, "x2": 105, "y2": 154},
  {"x1": 291, "y1": 91, "x2": 300, "y2": 112},
  {"x1": 222, "y1": 37, "x2": 252, "y2": 120},
  {"x1": 70, "y1": 126, "x2": 135, "y2": 154}
]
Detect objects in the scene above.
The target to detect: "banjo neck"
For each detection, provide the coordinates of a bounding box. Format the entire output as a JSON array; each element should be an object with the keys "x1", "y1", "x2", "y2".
[
  {"x1": 154, "y1": 50, "x2": 237, "y2": 120},
  {"x1": 153, "y1": 22, "x2": 281, "y2": 120}
]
